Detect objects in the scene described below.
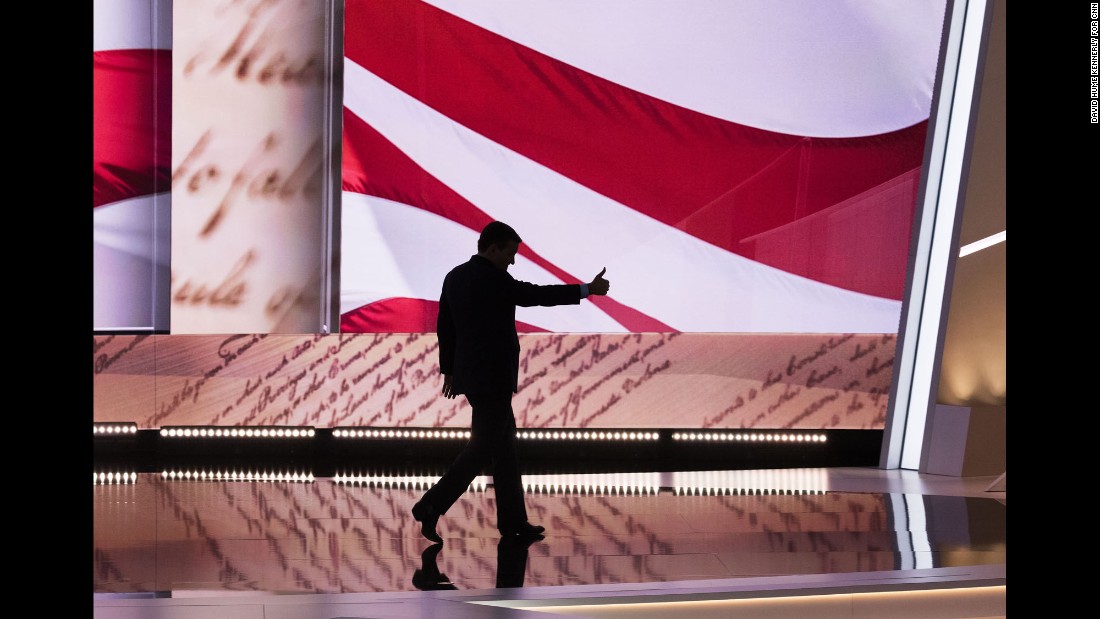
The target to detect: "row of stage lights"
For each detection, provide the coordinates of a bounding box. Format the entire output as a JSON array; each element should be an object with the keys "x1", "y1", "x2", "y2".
[
  {"x1": 672, "y1": 432, "x2": 827, "y2": 443},
  {"x1": 517, "y1": 430, "x2": 659, "y2": 441},
  {"x1": 332, "y1": 430, "x2": 662, "y2": 441},
  {"x1": 334, "y1": 430, "x2": 667, "y2": 441},
  {"x1": 674, "y1": 487, "x2": 826, "y2": 496},
  {"x1": 94, "y1": 471, "x2": 138, "y2": 484},
  {"x1": 94, "y1": 470, "x2": 315, "y2": 484},
  {"x1": 523, "y1": 482, "x2": 660, "y2": 495},
  {"x1": 96, "y1": 424, "x2": 826, "y2": 444},
  {"x1": 95, "y1": 423, "x2": 320, "y2": 438},
  {"x1": 334, "y1": 429, "x2": 471, "y2": 439},
  {"x1": 330, "y1": 472, "x2": 822, "y2": 495},
  {"x1": 161, "y1": 427, "x2": 315, "y2": 439},
  {"x1": 94, "y1": 470, "x2": 824, "y2": 494},
  {"x1": 326, "y1": 475, "x2": 663, "y2": 495},
  {"x1": 160, "y1": 469, "x2": 315, "y2": 482},
  {"x1": 333, "y1": 474, "x2": 487, "y2": 492},
  {"x1": 93, "y1": 423, "x2": 138, "y2": 435},
  {"x1": 330, "y1": 473, "x2": 662, "y2": 494}
]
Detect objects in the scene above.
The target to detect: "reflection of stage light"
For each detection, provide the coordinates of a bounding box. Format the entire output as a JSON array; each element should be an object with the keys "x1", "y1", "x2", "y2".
[
  {"x1": 93, "y1": 471, "x2": 138, "y2": 484},
  {"x1": 522, "y1": 480, "x2": 660, "y2": 495},
  {"x1": 671, "y1": 468, "x2": 829, "y2": 494},
  {"x1": 673, "y1": 487, "x2": 825, "y2": 495},
  {"x1": 159, "y1": 469, "x2": 315, "y2": 483},
  {"x1": 333, "y1": 471, "x2": 487, "y2": 492},
  {"x1": 93, "y1": 422, "x2": 138, "y2": 435},
  {"x1": 160, "y1": 426, "x2": 316, "y2": 439}
]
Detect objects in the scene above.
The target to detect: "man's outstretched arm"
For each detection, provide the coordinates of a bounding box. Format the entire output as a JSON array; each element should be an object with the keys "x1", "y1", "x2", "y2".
[{"x1": 510, "y1": 268, "x2": 611, "y2": 306}]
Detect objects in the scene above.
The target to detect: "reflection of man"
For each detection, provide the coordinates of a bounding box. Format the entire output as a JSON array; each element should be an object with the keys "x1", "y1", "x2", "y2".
[
  {"x1": 412, "y1": 221, "x2": 610, "y2": 541},
  {"x1": 411, "y1": 537, "x2": 541, "y2": 590}
]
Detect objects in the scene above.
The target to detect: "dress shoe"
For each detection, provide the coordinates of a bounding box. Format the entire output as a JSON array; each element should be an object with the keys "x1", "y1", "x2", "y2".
[
  {"x1": 412, "y1": 543, "x2": 458, "y2": 590},
  {"x1": 411, "y1": 501, "x2": 443, "y2": 543},
  {"x1": 500, "y1": 521, "x2": 545, "y2": 537}
]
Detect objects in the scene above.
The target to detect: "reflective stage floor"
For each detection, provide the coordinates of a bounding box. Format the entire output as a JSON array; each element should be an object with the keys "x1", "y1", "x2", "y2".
[{"x1": 93, "y1": 467, "x2": 1006, "y2": 618}]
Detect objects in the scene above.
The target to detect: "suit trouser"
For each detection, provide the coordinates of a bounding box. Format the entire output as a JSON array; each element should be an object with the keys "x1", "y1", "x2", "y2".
[
  {"x1": 496, "y1": 536, "x2": 531, "y2": 588},
  {"x1": 419, "y1": 391, "x2": 527, "y2": 531}
]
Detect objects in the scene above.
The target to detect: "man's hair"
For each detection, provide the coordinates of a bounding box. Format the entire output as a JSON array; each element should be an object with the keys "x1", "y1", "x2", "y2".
[{"x1": 478, "y1": 221, "x2": 522, "y2": 251}]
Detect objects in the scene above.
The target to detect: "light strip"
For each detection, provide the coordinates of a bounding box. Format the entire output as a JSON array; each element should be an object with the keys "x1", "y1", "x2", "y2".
[
  {"x1": 93, "y1": 471, "x2": 138, "y2": 485},
  {"x1": 524, "y1": 482, "x2": 659, "y2": 495},
  {"x1": 93, "y1": 422, "x2": 138, "y2": 435},
  {"x1": 159, "y1": 427, "x2": 315, "y2": 439},
  {"x1": 333, "y1": 472, "x2": 485, "y2": 492},
  {"x1": 671, "y1": 432, "x2": 826, "y2": 443},
  {"x1": 523, "y1": 472, "x2": 661, "y2": 494},
  {"x1": 671, "y1": 468, "x2": 829, "y2": 494},
  {"x1": 518, "y1": 430, "x2": 659, "y2": 441},
  {"x1": 959, "y1": 230, "x2": 1005, "y2": 257},
  {"x1": 674, "y1": 487, "x2": 824, "y2": 496},
  {"x1": 328, "y1": 471, "x2": 825, "y2": 495},
  {"x1": 160, "y1": 469, "x2": 315, "y2": 482},
  {"x1": 332, "y1": 428, "x2": 471, "y2": 439},
  {"x1": 332, "y1": 429, "x2": 665, "y2": 441}
]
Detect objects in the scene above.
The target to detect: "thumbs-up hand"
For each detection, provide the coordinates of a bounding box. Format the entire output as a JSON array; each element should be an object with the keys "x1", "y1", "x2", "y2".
[{"x1": 588, "y1": 267, "x2": 610, "y2": 296}]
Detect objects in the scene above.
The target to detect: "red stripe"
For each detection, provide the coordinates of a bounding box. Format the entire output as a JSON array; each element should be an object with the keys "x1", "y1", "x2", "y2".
[
  {"x1": 343, "y1": 107, "x2": 490, "y2": 235},
  {"x1": 340, "y1": 297, "x2": 550, "y2": 333},
  {"x1": 344, "y1": 0, "x2": 924, "y2": 298},
  {"x1": 93, "y1": 49, "x2": 172, "y2": 208},
  {"x1": 343, "y1": 110, "x2": 675, "y2": 332}
]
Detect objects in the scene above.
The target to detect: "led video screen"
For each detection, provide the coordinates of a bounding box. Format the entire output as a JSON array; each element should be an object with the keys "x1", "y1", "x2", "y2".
[
  {"x1": 93, "y1": 0, "x2": 949, "y2": 432},
  {"x1": 339, "y1": 0, "x2": 947, "y2": 335}
]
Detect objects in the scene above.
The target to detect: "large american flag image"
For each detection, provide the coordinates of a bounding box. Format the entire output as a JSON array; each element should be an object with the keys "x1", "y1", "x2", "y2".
[{"x1": 339, "y1": 0, "x2": 947, "y2": 335}]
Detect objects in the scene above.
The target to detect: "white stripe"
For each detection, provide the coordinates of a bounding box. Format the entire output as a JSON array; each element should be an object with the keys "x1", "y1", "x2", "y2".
[
  {"x1": 94, "y1": 0, "x2": 172, "y2": 52},
  {"x1": 344, "y1": 60, "x2": 902, "y2": 333},
  {"x1": 93, "y1": 193, "x2": 170, "y2": 261},
  {"x1": 423, "y1": 0, "x2": 946, "y2": 138},
  {"x1": 94, "y1": 239, "x2": 159, "y2": 330},
  {"x1": 340, "y1": 193, "x2": 629, "y2": 333},
  {"x1": 93, "y1": 193, "x2": 170, "y2": 330}
]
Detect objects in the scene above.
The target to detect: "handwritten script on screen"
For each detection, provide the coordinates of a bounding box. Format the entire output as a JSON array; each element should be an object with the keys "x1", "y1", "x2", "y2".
[
  {"x1": 170, "y1": 0, "x2": 329, "y2": 333},
  {"x1": 94, "y1": 332, "x2": 895, "y2": 430}
]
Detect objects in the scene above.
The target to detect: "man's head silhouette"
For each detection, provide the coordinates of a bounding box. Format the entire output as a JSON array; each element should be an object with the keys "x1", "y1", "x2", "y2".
[{"x1": 478, "y1": 221, "x2": 522, "y2": 271}]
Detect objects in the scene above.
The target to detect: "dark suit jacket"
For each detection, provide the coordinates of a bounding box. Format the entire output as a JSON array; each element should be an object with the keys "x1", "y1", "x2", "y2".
[{"x1": 437, "y1": 255, "x2": 582, "y2": 395}]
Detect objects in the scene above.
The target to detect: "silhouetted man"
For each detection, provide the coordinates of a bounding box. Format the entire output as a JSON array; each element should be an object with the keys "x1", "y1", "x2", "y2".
[{"x1": 412, "y1": 221, "x2": 610, "y2": 541}]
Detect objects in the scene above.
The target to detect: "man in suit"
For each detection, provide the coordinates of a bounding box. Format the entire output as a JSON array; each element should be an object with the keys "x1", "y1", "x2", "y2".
[{"x1": 412, "y1": 221, "x2": 611, "y2": 541}]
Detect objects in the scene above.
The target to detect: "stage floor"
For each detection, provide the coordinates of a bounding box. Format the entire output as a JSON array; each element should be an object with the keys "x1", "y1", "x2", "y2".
[{"x1": 93, "y1": 467, "x2": 1005, "y2": 618}]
